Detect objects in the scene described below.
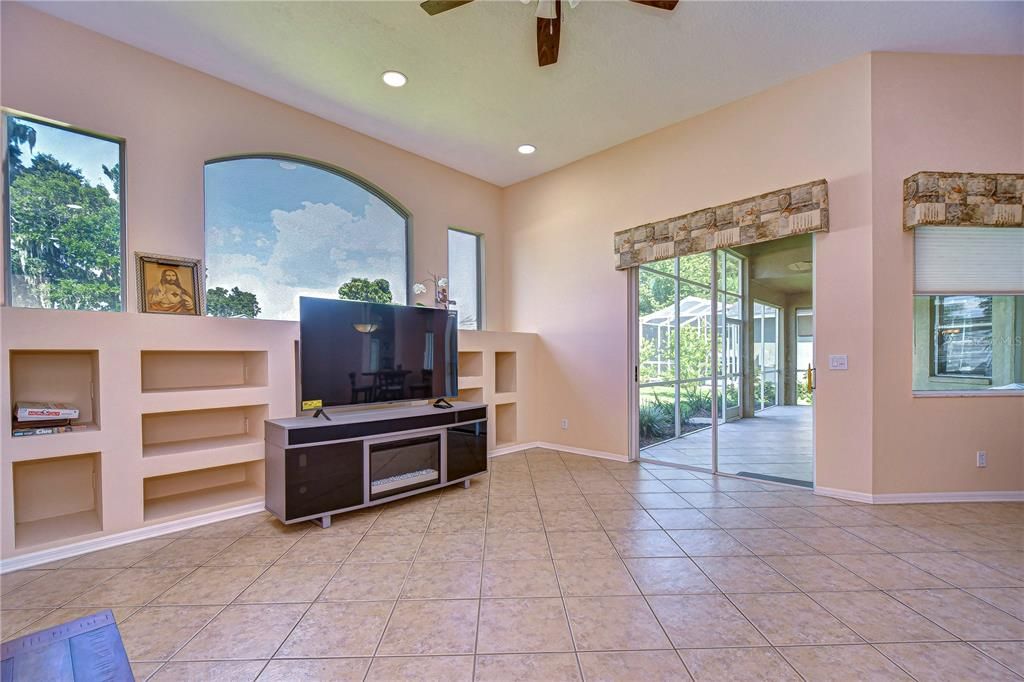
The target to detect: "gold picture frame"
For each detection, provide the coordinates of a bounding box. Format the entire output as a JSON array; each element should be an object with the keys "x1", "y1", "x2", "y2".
[{"x1": 135, "y1": 252, "x2": 203, "y2": 315}]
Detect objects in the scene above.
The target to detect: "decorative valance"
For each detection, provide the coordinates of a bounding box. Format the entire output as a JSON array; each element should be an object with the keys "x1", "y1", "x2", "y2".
[
  {"x1": 613, "y1": 179, "x2": 829, "y2": 270},
  {"x1": 903, "y1": 171, "x2": 1023, "y2": 231}
]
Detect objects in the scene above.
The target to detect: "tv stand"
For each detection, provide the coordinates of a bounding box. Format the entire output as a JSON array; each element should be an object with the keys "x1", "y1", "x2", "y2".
[
  {"x1": 264, "y1": 402, "x2": 487, "y2": 526},
  {"x1": 312, "y1": 408, "x2": 332, "y2": 421},
  {"x1": 432, "y1": 397, "x2": 453, "y2": 409}
]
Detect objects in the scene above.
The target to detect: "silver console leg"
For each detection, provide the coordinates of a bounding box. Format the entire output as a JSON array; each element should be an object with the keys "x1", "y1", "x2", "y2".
[
  {"x1": 463, "y1": 479, "x2": 471, "y2": 489},
  {"x1": 315, "y1": 514, "x2": 331, "y2": 529}
]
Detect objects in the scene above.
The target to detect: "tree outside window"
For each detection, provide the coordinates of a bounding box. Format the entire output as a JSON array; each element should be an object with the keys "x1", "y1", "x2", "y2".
[{"x1": 5, "y1": 114, "x2": 124, "y2": 311}]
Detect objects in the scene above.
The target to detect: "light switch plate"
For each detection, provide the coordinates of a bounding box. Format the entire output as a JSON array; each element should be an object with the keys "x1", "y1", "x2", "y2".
[{"x1": 829, "y1": 354, "x2": 848, "y2": 370}]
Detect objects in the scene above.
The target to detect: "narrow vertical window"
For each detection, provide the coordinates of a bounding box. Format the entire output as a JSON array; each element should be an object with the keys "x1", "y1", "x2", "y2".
[
  {"x1": 448, "y1": 228, "x2": 482, "y2": 330},
  {"x1": 4, "y1": 114, "x2": 124, "y2": 310}
]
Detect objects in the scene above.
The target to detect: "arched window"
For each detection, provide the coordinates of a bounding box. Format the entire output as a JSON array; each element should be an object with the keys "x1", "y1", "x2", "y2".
[{"x1": 204, "y1": 155, "x2": 409, "y2": 320}]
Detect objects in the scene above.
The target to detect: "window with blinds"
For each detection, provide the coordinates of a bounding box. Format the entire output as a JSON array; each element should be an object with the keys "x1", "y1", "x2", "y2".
[
  {"x1": 914, "y1": 227, "x2": 1024, "y2": 295},
  {"x1": 912, "y1": 227, "x2": 1023, "y2": 393}
]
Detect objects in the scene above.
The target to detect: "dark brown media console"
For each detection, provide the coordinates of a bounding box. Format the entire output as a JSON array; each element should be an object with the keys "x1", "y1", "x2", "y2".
[{"x1": 264, "y1": 402, "x2": 487, "y2": 527}]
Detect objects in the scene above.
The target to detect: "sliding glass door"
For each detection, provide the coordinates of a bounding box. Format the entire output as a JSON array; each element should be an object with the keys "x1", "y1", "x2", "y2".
[
  {"x1": 635, "y1": 236, "x2": 815, "y2": 487},
  {"x1": 637, "y1": 254, "x2": 713, "y2": 471}
]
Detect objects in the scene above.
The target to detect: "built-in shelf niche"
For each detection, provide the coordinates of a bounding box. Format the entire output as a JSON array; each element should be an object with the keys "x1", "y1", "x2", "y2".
[
  {"x1": 143, "y1": 460, "x2": 264, "y2": 522},
  {"x1": 495, "y1": 402, "x2": 517, "y2": 447},
  {"x1": 142, "y1": 404, "x2": 268, "y2": 457},
  {"x1": 456, "y1": 387, "x2": 484, "y2": 403},
  {"x1": 457, "y1": 351, "x2": 483, "y2": 378},
  {"x1": 10, "y1": 350, "x2": 99, "y2": 430},
  {"x1": 141, "y1": 350, "x2": 268, "y2": 392},
  {"x1": 495, "y1": 351, "x2": 517, "y2": 394},
  {"x1": 14, "y1": 452, "x2": 102, "y2": 548}
]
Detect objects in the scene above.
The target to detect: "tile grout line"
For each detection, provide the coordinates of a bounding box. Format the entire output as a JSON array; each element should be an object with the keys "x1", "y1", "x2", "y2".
[
  {"x1": 542, "y1": 451, "x2": 587, "y2": 682},
  {"x1": 361, "y1": 493, "x2": 437, "y2": 678},
  {"x1": 128, "y1": 515, "x2": 306, "y2": 680},
  {"x1": 471, "y1": 464, "x2": 490, "y2": 680},
  {"x1": 250, "y1": 515, "x2": 366, "y2": 680},
  {"x1": 579, "y1": 457, "x2": 701, "y2": 681}
]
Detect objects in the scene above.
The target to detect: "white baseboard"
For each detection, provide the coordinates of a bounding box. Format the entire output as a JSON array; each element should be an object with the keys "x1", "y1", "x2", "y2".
[
  {"x1": 1, "y1": 502, "x2": 265, "y2": 574},
  {"x1": 871, "y1": 490, "x2": 1024, "y2": 503},
  {"x1": 815, "y1": 486, "x2": 1024, "y2": 505},
  {"x1": 489, "y1": 441, "x2": 542, "y2": 457},
  {"x1": 814, "y1": 486, "x2": 874, "y2": 504},
  {"x1": 538, "y1": 442, "x2": 629, "y2": 462},
  {"x1": 489, "y1": 441, "x2": 628, "y2": 462}
]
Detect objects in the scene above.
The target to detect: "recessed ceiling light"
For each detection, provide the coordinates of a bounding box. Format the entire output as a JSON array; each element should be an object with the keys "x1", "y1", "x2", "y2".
[
  {"x1": 381, "y1": 71, "x2": 407, "y2": 87},
  {"x1": 517, "y1": 144, "x2": 536, "y2": 155}
]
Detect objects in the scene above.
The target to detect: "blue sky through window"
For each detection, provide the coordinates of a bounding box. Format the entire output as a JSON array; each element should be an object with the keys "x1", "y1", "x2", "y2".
[
  {"x1": 205, "y1": 158, "x2": 407, "y2": 320},
  {"x1": 11, "y1": 116, "x2": 119, "y2": 195}
]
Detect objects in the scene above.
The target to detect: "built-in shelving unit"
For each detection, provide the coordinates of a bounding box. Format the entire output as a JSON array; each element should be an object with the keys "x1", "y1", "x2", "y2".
[
  {"x1": 0, "y1": 306, "x2": 535, "y2": 565},
  {"x1": 457, "y1": 351, "x2": 483, "y2": 378},
  {"x1": 10, "y1": 350, "x2": 99, "y2": 431},
  {"x1": 495, "y1": 351, "x2": 517, "y2": 394},
  {"x1": 455, "y1": 332, "x2": 535, "y2": 453},
  {"x1": 143, "y1": 460, "x2": 264, "y2": 522},
  {"x1": 495, "y1": 403, "x2": 517, "y2": 448},
  {"x1": 141, "y1": 350, "x2": 268, "y2": 392},
  {"x1": 456, "y1": 387, "x2": 484, "y2": 403},
  {"x1": 141, "y1": 404, "x2": 268, "y2": 457},
  {"x1": 13, "y1": 453, "x2": 102, "y2": 548},
  {"x1": 1, "y1": 307, "x2": 299, "y2": 563}
]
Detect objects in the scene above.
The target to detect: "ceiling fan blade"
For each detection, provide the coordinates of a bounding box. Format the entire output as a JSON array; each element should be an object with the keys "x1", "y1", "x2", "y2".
[
  {"x1": 419, "y1": 0, "x2": 474, "y2": 16},
  {"x1": 536, "y1": 0, "x2": 561, "y2": 67},
  {"x1": 629, "y1": 0, "x2": 679, "y2": 9}
]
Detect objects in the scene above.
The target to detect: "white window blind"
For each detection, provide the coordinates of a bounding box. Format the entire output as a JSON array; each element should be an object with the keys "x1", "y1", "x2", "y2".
[{"x1": 914, "y1": 227, "x2": 1024, "y2": 295}]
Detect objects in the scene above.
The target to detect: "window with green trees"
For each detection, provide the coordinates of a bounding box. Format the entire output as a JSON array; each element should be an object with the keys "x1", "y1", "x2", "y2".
[
  {"x1": 204, "y1": 156, "x2": 409, "y2": 321},
  {"x1": 5, "y1": 114, "x2": 124, "y2": 311}
]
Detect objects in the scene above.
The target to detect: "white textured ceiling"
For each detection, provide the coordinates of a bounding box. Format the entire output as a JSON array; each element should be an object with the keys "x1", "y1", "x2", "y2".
[{"x1": 28, "y1": 1, "x2": 1024, "y2": 186}]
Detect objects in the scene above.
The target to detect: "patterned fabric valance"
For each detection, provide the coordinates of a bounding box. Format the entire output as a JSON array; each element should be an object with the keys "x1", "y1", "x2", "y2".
[
  {"x1": 613, "y1": 179, "x2": 829, "y2": 270},
  {"x1": 903, "y1": 172, "x2": 1023, "y2": 231}
]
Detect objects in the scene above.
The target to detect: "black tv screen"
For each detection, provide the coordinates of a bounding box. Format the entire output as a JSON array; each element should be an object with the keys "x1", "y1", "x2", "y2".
[{"x1": 299, "y1": 297, "x2": 458, "y2": 409}]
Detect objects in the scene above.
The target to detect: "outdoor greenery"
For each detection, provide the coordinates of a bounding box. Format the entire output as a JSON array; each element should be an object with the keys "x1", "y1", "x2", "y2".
[
  {"x1": 639, "y1": 397, "x2": 673, "y2": 445},
  {"x1": 207, "y1": 286, "x2": 261, "y2": 318},
  {"x1": 7, "y1": 118, "x2": 122, "y2": 311},
  {"x1": 679, "y1": 384, "x2": 713, "y2": 421},
  {"x1": 753, "y1": 370, "x2": 779, "y2": 410},
  {"x1": 797, "y1": 373, "x2": 813, "y2": 405},
  {"x1": 338, "y1": 277, "x2": 393, "y2": 304}
]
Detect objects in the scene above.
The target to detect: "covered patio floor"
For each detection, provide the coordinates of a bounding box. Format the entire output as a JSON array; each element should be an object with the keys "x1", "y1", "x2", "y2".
[{"x1": 641, "y1": 405, "x2": 813, "y2": 485}]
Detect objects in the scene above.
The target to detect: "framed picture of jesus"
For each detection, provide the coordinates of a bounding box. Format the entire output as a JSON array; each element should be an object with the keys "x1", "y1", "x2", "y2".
[{"x1": 135, "y1": 252, "x2": 203, "y2": 315}]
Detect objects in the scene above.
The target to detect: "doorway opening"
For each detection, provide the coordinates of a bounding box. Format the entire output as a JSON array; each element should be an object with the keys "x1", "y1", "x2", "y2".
[{"x1": 635, "y1": 234, "x2": 814, "y2": 487}]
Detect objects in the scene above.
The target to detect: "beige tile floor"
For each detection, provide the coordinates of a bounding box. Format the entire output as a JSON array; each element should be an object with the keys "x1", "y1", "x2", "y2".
[{"x1": 2, "y1": 449, "x2": 1022, "y2": 681}]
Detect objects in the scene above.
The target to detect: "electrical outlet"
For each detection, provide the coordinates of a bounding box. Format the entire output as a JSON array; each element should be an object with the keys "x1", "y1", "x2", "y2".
[
  {"x1": 560, "y1": 418, "x2": 569, "y2": 430},
  {"x1": 977, "y1": 451, "x2": 987, "y2": 468}
]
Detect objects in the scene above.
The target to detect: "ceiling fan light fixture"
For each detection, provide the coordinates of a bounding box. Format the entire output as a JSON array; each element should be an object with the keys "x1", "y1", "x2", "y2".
[
  {"x1": 517, "y1": 144, "x2": 537, "y2": 155},
  {"x1": 381, "y1": 70, "x2": 408, "y2": 87}
]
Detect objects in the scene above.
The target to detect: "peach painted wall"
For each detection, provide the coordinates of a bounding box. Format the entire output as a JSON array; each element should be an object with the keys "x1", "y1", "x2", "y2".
[
  {"x1": 503, "y1": 55, "x2": 876, "y2": 494},
  {"x1": 869, "y1": 53, "x2": 1024, "y2": 495},
  {"x1": 504, "y1": 51, "x2": 1023, "y2": 496},
  {"x1": 0, "y1": 3, "x2": 506, "y2": 329}
]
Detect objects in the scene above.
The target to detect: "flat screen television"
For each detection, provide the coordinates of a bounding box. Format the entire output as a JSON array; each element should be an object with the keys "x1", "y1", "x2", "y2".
[{"x1": 299, "y1": 296, "x2": 459, "y2": 410}]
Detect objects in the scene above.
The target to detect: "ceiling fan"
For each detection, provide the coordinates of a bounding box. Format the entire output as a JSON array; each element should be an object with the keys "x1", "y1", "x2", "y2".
[{"x1": 419, "y1": 0, "x2": 679, "y2": 67}]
